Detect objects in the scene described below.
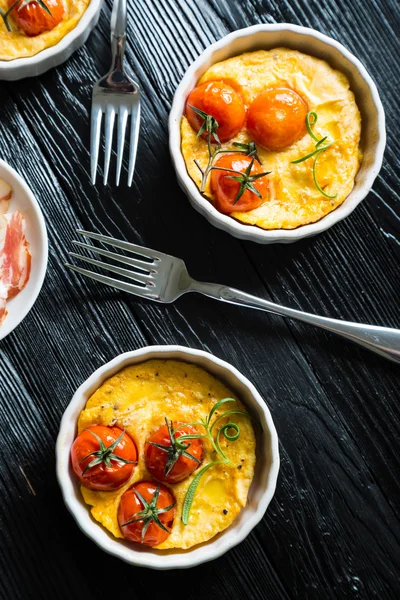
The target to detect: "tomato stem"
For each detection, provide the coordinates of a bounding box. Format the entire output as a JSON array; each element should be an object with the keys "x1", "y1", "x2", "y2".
[
  {"x1": 189, "y1": 106, "x2": 266, "y2": 194},
  {"x1": 80, "y1": 429, "x2": 136, "y2": 476},
  {"x1": 148, "y1": 418, "x2": 201, "y2": 479},
  {"x1": 121, "y1": 485, "x2": 175, "y2": 543},
  {"x1": 210, "y1": 158, "x2": 271, "y2": 204}
]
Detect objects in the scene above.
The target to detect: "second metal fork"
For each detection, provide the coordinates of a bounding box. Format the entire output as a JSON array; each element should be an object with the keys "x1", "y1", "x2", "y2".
[
  {"x1": 66, "y1": 230, "x2": 400, "y2": 364},
  {"x1": 91, "y1": 0, "x2": 141, "y2": 186}
]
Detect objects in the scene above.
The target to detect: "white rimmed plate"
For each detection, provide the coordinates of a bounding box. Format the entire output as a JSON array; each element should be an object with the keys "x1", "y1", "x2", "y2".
[{"x1": 0, "y1": 160, "x2": 48, "y2": 340}]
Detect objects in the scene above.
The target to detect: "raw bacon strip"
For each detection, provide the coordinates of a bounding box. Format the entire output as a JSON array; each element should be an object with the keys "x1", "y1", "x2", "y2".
[
  {"x1": 0, "y1": 179, "x2": 12, "y2": 214},
  {"x1": 1, "y1": 210, "x2": 31, "y2": 300}
]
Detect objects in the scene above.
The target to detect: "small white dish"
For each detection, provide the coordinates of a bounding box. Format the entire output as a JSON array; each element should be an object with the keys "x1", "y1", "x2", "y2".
[
  {"x1": 169, "y1": 24, "x2": 386, "y2": 244},
  {"x1": 56, "y1": 345, "x2": 280, "y2": 570},
  {"x1": 0, "y1": 0, "x2": 103, "y2": 81},
  {"x1": 0, "y1": 160, "x2": 48, "y2": 341}
]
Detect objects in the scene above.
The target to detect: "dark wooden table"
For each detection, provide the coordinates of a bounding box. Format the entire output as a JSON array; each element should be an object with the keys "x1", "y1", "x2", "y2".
[{"x1": 1, "y1": 1, "x2": 399, "y2": 598}]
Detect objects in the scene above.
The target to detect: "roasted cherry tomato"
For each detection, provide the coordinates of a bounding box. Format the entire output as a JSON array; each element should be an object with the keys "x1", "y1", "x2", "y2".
[
  {"x1": 145, "y1": 420, "x2": 203, "y2": 484},
  {"x1": 210, "y1": 154, "x2": 269, "y2": 214},
  {"x1": 186, "y1": 81, "x2": 246, "y2": 143},
  {"x1": 71, "y1": 425, "x2": 137, "y2": 491},
  {"x1": 9, "y1": 0, "x2": 65, "y2": 37},
  {"x1": 247, "y1": 88, "x2": 308, "y2": 151},
  {"x1": 118, "y1": 481, "x2": 176, "y2": 547}
]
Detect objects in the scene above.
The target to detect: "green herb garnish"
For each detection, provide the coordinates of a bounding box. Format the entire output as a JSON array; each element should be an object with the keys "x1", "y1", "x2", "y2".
[
  {"x1": 175, "y1": 398, "x2": 253, "y2": 525},
  {"x1": 80, "y1": 429, "x2": 137, "y2": 475},
  {"x1": 148, "y1": 417, "x2": 201, "y2": 479},
  {"x1": 0, "y1": 0, "x2": 52, "y2": 33},
  {"x1": 121, "y1": 485, "x2": 176, "y2": 543},
  {"x1": 291, "y1": 111, "x2": 337, "y2": 199}
]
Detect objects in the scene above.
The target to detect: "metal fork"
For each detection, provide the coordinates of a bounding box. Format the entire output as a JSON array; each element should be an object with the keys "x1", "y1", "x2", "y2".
[
  {"x1": 90, "y1": 0, "x2": 141, "y2": 186},
  {"x1": 65, "y1": 230, "x2": 400, "y2": 364}
]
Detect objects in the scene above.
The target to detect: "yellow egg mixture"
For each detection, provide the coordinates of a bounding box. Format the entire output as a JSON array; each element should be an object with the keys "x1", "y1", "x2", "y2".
[
  {"x1": 0, "y1": 0, "x2": 90, "y2": 61},
  {"x1": 78, "y1": 360, "x2": 256, "y2": 550},
  {"x1": 181, "y1": 48, "x2": 362, "y2": 229}
]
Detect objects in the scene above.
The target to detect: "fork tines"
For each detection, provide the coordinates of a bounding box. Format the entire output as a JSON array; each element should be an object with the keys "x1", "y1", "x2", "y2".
[
  {"x1": 65, "y1": 230, "x2": 160, "y2": 300},
  {"x1": 90, "y1": 92, "x2": 141, "y2": 187}
]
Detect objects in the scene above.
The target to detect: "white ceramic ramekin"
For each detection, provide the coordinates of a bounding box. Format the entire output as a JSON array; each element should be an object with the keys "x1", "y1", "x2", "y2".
[
  {"x1": 0, "y1": 159, "x2": 48, "y2": 340},
  {"x1": 0, "y1": 0, "x2": 103, "y2": 81},
  {"x1": 169, "y1": 24, "x2": 386, "y2": 244},
  {"x1": 56, "y1": 345, "x2": 280, "y2": 569}
]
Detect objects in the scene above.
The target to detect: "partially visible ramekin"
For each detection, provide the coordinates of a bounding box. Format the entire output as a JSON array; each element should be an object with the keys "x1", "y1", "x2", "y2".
[
  {"x1": 0, "y1": 0, "x2": 103, "y2": 81},
  {"x1": 56, "y1": 345, "x2": 280, "y2": 570},
  {"x1": 169, "y1": 24, "x2": 386, "y2": 244}
]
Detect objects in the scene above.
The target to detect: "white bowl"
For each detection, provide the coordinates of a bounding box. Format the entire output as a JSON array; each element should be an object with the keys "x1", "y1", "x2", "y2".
[
  {"x1": 169, "y1": 24, "x2": 386, "y2": 244},
  {"x1": 0, "y1": 160, "x2": 48, "y2": 341},
  {"x1": 56, "y1": 345, "x2": 280, "y2": 569},
  {"x1": 0, "y1": 0, "x2": 102, "y2": 81}
]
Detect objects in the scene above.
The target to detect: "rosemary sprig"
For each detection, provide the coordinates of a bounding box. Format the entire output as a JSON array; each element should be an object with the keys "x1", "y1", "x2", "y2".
[
  {"x1": 291, "y1": 111, "x2": 337, "y2": 199},
  {"x1": 175, "y1": 398, "x2": 253, "y2": 525},
  {"x1": 148, "y1": 417, "x2": 201, "y2": 479},
  {"x1": 0, "y1": 0, "x2": 52, "y2": 32},
  {"x1": 121, "y1": 485, "x2": 175, "y2": 543},
  {"x1": 80, "y1": 429, "x2": 137, "y2": 475}
]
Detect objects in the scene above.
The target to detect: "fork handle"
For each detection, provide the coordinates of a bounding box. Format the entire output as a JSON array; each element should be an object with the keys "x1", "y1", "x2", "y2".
[
  {"x1": 110, "y1": 0, "x2": 127, "y2": 71},
  {"x1": 190, "y1": 281, "x2": 400, "y2": 363}
]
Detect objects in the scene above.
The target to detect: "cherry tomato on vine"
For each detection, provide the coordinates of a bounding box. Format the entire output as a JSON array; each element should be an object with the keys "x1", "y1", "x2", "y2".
[
  {"x1": 71, "y1": 425, "x2": 137, "y2": 491},
  {"x1": 210, "y1": 154, "x2": 269, "y2": 214},
  {"x1": 118, "y1": 481, "x2": 176, "y2": 547},
  {"x1": 145, "y1": 420, "x2": 203, "y2": 484}
]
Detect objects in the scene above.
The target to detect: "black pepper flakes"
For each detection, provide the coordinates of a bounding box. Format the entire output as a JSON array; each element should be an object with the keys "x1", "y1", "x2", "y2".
[
  {"x1": 113, "y1": 405, "x2": 119, "y2": 410},
  {"x1": 237, "y1": 465, "x2": 242, "y2": 470},
  {"x1": 223, "y1": 509, "x2": 228, "y2": 515}
]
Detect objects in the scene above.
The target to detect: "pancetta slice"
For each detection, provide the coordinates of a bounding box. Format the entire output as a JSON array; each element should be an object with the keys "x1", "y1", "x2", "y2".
[{"x1": 0, "y1": 210, "x2": 31, "y2": 301}]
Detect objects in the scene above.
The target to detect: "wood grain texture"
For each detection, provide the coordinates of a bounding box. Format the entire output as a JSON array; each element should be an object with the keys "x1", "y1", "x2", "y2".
[{"x1": 0, "y1": 1, "x2": 399, "y2": 599}]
